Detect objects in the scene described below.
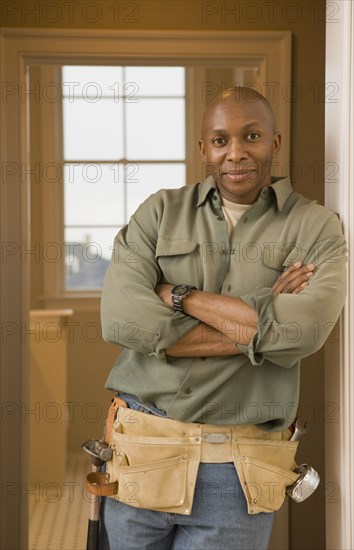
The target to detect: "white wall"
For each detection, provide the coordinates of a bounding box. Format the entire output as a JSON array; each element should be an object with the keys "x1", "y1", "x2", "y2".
[{"x1": 325, "y1": 1, "x2": 354, "y2": 548}]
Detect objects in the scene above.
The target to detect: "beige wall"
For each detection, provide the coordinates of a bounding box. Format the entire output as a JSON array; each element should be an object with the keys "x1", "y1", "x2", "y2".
[
  {"x1": 22, "y1": 1, "x2": 326, "y2": 548},
  {"x1": 29, "y1": 67, "x2": 122, "y2": 450},
  {"x1": 66, "y1": 312, "x2": 120, "y2": 449}
]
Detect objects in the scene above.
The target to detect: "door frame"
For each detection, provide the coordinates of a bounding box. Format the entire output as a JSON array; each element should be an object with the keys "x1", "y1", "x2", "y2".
[
  {"x1": 324, "y1": 1, "x2": 354, "y2": 549},
  {"x1": 0, "y1": 27, "x2": 292, "y2": 549}
]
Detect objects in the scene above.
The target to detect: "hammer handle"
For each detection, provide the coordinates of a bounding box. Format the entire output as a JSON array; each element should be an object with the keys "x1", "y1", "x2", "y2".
[{"x1": 86, "y1": 519, "x2": 99, "y2": 550}]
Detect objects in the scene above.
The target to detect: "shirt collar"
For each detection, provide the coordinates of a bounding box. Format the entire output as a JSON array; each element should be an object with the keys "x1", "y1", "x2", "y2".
[
  {"x1": 269, "y1": 176, "x2": 294, "y2": 211},
  {"x1": 196, "y1": 175, "x2": 293, "y2": 212},
  {"x1": 196, "y1": 176, "x2": 217, "y2": 206}
]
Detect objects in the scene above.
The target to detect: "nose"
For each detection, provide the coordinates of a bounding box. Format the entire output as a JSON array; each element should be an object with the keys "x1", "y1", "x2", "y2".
[{"x1": 226, "y1": 138, "x2": 248, "y2": 163}]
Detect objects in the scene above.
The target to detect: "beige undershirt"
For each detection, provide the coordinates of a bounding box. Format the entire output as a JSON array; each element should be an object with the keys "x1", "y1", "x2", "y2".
[{"x1": 221, "y1": 197, "x2": 253, "y2": 237}]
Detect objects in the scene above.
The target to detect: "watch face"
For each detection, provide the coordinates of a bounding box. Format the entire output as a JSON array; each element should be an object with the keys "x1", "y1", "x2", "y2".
[{"x1": 173, "y1": 285, "x2": 189, "y2": 296}]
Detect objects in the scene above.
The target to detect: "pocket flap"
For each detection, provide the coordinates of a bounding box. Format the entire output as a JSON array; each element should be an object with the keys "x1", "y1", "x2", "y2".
[
  {"x1": 156, "y1": 237, "x2": 198, "y2": 258},
  {"x1": 262, "y1": 247, "x2": 286, "y2": 270},
  {"x1": 263, "y1": 245, "x2": 305, "y2": 271},
  {"x1": 234, "y1": 438, "x2": 298, "y2": 471}
]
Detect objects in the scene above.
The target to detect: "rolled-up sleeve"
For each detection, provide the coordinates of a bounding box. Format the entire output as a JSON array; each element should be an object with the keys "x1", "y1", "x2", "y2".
[
  {"x1": 238, "y1": 218, "x2": 347, "y2": 368},
  {"x1": 101, "y1": 213, "x2": 199, "y2": 360}
]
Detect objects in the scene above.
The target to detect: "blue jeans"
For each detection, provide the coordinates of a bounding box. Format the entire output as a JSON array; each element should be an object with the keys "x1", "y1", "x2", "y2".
[{"x1": 99, "y1": 462, "x2": 274, "y2": 550}]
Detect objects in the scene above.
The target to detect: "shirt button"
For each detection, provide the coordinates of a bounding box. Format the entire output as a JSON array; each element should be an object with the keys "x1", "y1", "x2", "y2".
[
  {"x1": 217, "y1": 216, "x2": 223, "y2": 221},
  {"x1": 184, "y1": 387, "x2": 192, "y2": 395}
]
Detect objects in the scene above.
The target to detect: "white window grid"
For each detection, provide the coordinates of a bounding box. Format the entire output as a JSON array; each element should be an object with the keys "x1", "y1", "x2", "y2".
[{"x1": 61, "y1": 66, "x2": 186, "y2": 289}]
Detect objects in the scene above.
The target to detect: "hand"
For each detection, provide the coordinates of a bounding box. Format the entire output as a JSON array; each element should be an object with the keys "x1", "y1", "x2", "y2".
[
  {"x1": 272, "y1": 262, "x2": 315, "y2": 294},
  {"x1": 155, "y1": 283, "x2": 174, "y2": 306}
]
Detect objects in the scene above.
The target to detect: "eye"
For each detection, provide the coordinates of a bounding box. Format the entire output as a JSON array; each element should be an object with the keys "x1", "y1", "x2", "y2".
[
  {"x1": 246, "y1": 132, "x2": 260, "y2": 141},
  {"x1": 212, "y1": 137, "x2": 227, "y2": 146}
]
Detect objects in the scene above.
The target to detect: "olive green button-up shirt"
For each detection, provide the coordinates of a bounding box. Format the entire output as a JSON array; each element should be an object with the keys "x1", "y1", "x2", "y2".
[{"x1": 101, "y1": 176, "x2": 347, "y2": 430}]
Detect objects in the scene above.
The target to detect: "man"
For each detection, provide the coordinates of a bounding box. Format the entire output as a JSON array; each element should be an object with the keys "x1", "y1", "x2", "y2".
[{"x1": 99, "y1": 87, "x2": 347, "y2": 549}]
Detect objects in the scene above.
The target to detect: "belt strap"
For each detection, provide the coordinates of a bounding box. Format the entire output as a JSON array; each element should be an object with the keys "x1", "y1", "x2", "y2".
[
  {"x1": 112, "y1": 408, "x2": 291, "y2": 464},
  {"x1": 104, "y1": 396, "x2": 128, "y2": 444},
  {"x1": 200, "y1": 430, "x2": 233, "y2": 462},
  {"x1": 86, "y1": 471, "x2": 118, "y2": 497}
]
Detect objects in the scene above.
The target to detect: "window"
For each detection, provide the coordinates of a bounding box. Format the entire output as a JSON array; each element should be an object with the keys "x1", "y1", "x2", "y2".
[{"x1": 62, "y1": 66, "x2": 186, "y2": 289}]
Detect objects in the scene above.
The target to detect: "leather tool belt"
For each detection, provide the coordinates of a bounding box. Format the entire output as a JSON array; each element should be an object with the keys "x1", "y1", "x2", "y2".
[{"x1": 99, "y1": 407, "x2": 300, "y2": 515}]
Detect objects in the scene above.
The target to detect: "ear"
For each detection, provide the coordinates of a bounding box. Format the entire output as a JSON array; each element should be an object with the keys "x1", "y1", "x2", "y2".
[
  {"x1": 273, "y1": 132, "x2": 281, "y2": 154},
  {"x1": 199, "y1": 139, "x2": 207, "y2": 161}
]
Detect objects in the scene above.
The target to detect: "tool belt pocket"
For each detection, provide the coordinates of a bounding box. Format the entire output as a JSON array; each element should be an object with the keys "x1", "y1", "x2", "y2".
[
  {"x1": 233, "y1": 437, "x2": 300, "y2": 514},
  {"x1": 106, "y1": 429, "x2": 201, "y2": 515}
]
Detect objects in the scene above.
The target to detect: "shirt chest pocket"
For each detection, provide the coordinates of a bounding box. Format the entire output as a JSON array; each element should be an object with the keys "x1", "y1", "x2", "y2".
[
  {"x1": 262, "y1": 245, "x2": 306, "y2": 287},
  {"x1": 155, "y1": 237, "x2": 199, "y2": 286}
]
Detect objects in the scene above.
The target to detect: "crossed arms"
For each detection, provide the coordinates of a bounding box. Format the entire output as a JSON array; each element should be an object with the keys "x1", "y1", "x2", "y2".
[{"x1": 155, "y1": 262, "x2": 315, "y2": 357}]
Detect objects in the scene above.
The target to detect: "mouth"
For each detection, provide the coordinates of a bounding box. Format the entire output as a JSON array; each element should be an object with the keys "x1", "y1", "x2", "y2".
[{"x1": 222, "y1": 170, "x2": 255, "y2": 182}]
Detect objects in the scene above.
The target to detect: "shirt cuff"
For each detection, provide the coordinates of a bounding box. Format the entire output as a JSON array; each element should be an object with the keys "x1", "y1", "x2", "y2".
[
  {"x1": 149, "y1": 312, "x2": 200, "y2": 360},
  {"x1": 238, "y1": 287, "x2": 275, "y2": 365}
]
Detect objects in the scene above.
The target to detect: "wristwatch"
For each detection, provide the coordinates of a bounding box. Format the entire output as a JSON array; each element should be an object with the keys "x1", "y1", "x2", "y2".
[{"x1": 171, "y1": 284, "x2": 197, "y2": 312}]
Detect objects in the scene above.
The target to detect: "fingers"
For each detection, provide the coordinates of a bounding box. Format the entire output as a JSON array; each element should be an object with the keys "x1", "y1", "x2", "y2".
[{"x1": 272, "y1": 262, "x2": 315, "y2": 294}]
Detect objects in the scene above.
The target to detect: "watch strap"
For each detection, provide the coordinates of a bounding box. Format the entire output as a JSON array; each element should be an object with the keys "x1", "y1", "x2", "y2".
[{"x1": 171, "y1": 285, "x2": 196, "y2": 312}]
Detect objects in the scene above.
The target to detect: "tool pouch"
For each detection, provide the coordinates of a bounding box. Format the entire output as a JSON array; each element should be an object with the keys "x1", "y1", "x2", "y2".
[
  {"x1": 232, "y1": 436, "x2": 299, "y2": 514},
  {"x1": 106, "y1": 408, "x2": 201, "y2": 514},
  {"x1": 105, "y1": 407, "x2": 300, "y2": 515}
]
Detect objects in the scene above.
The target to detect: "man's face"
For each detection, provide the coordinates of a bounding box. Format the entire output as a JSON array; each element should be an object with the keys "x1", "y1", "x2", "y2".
[{"x1": 199, "y1": 98, "x2": 281, "y2": 204}]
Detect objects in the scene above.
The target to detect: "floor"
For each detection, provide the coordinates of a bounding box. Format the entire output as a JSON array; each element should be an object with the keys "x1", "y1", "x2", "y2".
[{"x1": 28, "y1": 454, "x2": 89, "y2": 550}]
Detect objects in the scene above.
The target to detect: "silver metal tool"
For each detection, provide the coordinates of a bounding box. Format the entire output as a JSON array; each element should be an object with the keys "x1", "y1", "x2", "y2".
[
  {"x1": 290, "y1": 418, "x2": 308, "y2": 441},
  {"x1": 82, "y1": 438, "x2": 113, "y2": 465},
  {"x1": 286, "y1": 464, "x2": 320, "y2": 502}
]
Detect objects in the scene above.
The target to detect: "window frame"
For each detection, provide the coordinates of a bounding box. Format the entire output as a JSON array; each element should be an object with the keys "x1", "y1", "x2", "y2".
[{"x1": 37, "y1": 64, "x2": 191, "y2": 305}]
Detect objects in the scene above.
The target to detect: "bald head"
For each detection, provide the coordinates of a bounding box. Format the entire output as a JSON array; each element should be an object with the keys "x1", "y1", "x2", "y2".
[
  {"x1": 198, "y1": 86, "x2": 281, "y2": 204},
  {"x1": 201, "y1": 87, "x2": 276, "y2": 139}
]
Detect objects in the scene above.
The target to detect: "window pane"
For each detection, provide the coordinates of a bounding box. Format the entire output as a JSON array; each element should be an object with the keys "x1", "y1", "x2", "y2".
[
  {"x1": 126, "y1": 99, "x2": 185, "y2": 160},
  {"x1": 64, "y1": 163, "x2": 125, "y2": 226},
  {"x1": 126, "y1": 163, "x2": 186, "y2": 218},
  {"x1": 65, "y1": 227, "x2": 119, "y2": 289},
  {"x1": 63, "y1": 98, "x2": 124, "y2": 160},
  {"x1": 125, "y1": 67, "x2": 185, "y2": 97},
  {"x1": 65, "y1": 227, "x2": 117, "y2": 262},
  {"x1": 61, "y1": 65, "x2": 186, "y2": 291},
  {"x1": 62, "y1": 66, "x2": 123, "y2": 98}
]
